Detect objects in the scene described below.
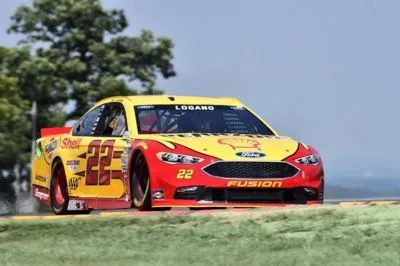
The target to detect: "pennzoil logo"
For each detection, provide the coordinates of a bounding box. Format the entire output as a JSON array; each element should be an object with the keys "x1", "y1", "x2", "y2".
[
  {"x1": 218, "y1": 138, "x2": 261, "y2": 150},
  {"x1": 227, "y1": 180, "x2": 282, "y2": 188}
]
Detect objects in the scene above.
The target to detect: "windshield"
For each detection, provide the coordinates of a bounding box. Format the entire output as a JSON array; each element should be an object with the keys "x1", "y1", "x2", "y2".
[{"x1": 134, "y1": 105, "x2": 275, "y2": 135}]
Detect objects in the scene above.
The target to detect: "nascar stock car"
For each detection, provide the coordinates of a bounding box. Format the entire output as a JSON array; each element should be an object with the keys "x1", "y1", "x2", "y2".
[{"x1": 32, "y1": 95, "x2": 325, "y2": 214}]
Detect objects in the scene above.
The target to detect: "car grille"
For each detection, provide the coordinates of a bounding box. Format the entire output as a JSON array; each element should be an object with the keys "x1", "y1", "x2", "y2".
[{"x1": 202, "y1": 161, "x2": 299, "y2": 179}]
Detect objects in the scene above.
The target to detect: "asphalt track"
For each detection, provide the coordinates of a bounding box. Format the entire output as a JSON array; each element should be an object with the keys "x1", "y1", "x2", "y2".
[{"x1": 1, "y1": 198, "x2": 400, "y2": 222}]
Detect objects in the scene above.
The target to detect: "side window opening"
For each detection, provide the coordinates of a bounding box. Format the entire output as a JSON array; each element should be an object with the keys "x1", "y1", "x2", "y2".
[
  {"x1": 100, "y1": 103, "x2": 128, "y2": 137},
  {"x1": 72, "y1": 103, "x2": 128, "y2": 137},
  {"x1": 72, "y1": 106, "x2": 103, "y2": 136}
]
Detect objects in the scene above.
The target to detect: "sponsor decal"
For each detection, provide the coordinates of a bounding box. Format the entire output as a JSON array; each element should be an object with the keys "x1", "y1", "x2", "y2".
[
  {"x1": 67, "y1": 200, "x2": 86, "y2": 211},
  {"x1": 61, "y1": 137, "x2": 82, "y2": 149},
  {"x1": 122, "y1": 172, "x2": 129, "y2": 193},
  {"x1": 152, "y1": 189, "x2": 165, "y2": 200},
  {"x1": 68, "y1": 177, "x2": 81, "y2": 190},
  {"x1": 34, "y1": 188, "x2": 49, "y2": 200},
  {"x1": 125, "y1": 194, "x2": 130, "y2": 203},
  {"x1": 122, "y1": 150, "x2": 129, "y2": 191},
  {"x1": 236, "y1": 152, "x2": 266, "y2": 158},
  {"x1": 218, "y1": 138, "x2": 261, "y2": 150},
  {"x1": 45, "y1": 138, "x2": 58, "y2": 154},
  {"x1": 35, "y1": 175, "x2": 48, "y2": 183},
  {"x1": 123, "y1": 146, "x2": 130, "y2": 155},
  {"x1": 227, "y1": 180, "x2": 282, "y2": 188},
  {"x1": 175, "y1": 105, "x2": 215, "y2": 111},
  {"x1": 136, "y1": 105, "x2": 154, "y2": 109},
  {"x1": 121, "y1": 156, "x2": 129, "y2": 170},
  {"x1": 66, "y1": 160, "x2": 80, "y2": 171}
]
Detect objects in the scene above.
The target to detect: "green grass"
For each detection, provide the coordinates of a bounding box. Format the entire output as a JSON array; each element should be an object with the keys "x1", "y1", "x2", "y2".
[{"x1": 1, "y1": 205, "x2": 400, "y2": 266}]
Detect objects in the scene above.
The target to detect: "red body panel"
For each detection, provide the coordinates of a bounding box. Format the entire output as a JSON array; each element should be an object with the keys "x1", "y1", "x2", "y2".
[{"x1": 137, "y1": 140, "x2": 324, "y2": 208}]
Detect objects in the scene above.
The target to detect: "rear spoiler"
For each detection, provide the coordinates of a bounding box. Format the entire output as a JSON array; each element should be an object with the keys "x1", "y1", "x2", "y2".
[{"x1": 40, "y1": 127, "x2": 72, "y2": 138}]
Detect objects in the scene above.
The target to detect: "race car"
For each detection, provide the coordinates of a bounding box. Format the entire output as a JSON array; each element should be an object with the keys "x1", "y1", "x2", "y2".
[{"x1": 31, "y1": 95, "x2": 325, "y2": 214}]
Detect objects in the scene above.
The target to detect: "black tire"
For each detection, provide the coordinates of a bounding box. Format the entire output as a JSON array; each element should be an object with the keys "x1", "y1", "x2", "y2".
[
  {"x1": 131, "y1": 153, "x2": 152, "y2": 211},
  {"x1": 50, "y1": 160, "x2": 69, "y2": 215}
]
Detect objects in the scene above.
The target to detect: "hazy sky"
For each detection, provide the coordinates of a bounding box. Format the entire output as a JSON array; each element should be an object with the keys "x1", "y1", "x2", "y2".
[{"x1": 1, "y1": 1, "x2": 399, "y2": 178}]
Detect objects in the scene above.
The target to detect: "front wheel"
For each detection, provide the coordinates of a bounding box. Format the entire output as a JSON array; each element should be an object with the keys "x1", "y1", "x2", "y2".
[{"x1": 131, "y1": 153, "x2": 152, "y2": 211}]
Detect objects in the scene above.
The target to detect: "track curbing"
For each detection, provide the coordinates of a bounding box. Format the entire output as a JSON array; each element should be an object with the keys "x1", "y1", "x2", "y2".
[{"x1": 2, "y1": 200, "x2": 400, "y2": 222}]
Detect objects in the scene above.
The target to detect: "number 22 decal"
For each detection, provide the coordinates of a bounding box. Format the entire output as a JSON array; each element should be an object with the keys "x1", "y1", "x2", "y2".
[
  {"x1": 176, "y1": 169, "x2": 194, "y2": 179},
  {"x1": 86, "y1": 140, "x2": 115, "y2": 186}
]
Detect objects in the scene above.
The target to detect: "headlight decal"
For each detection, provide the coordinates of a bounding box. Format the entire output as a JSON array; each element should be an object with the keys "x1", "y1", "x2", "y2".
[
  {"x1": 156, "y1": 152, "x2": 204, "y2": 164},
  {"x1": 295, "y1": 154, "x2": 319, "y2": 165}
]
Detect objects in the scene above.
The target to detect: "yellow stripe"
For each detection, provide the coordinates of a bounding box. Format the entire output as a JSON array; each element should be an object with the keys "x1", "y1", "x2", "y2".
[
  {"x1": 338, "y1": 201, "x2": 367, "y2": 206},
  {"x1": 368, "y1": 201, "x2": 399, "y2": 206},
  {"x1": 73, "y1": 214, "x2": 92, "y2": 218},
  {"x1": 12, "y1": 216, "x2": 44, "y2": 221},
  {"x1": 99, "y1": 212, "x2": 132, "y2": 217},
  {"x1": 42, "y1": 216, "x2": 72, "y2": 220}
]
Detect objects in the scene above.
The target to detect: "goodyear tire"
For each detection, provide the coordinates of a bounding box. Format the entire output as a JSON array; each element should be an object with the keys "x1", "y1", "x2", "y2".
[
  {"x1": 50, "y1": 159, "x2": 69, "y2": 215},
  {"x1": 131, "y1": 153, "x2": 152, "y2": 211}
]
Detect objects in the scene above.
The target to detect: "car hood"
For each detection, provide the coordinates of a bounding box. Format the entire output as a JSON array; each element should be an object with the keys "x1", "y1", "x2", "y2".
[{"x1": 145, "y1": 134, "x2": 301, "y2": 161}]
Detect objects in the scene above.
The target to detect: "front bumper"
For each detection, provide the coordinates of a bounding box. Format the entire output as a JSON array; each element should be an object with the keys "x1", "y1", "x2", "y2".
[
  {"x1": 148, "y1": 161, "x2": 324, "y2": 208},
  {"x1": 144, "y1": 140, "x2": 325, "y2": 208}
]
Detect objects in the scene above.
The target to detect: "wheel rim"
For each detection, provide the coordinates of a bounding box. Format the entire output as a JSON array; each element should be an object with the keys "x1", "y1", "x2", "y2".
[
  {"x1": 134, "y1": 155, "x2": 149, "y2": 203},
  {"x1": 55, "y1": 168, "x2": 66, "y2": 206}
]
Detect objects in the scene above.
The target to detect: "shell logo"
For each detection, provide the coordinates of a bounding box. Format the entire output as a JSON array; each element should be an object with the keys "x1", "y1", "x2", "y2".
[{"x1": 217, "y1": 138, "x2": 261, "y2": 150}]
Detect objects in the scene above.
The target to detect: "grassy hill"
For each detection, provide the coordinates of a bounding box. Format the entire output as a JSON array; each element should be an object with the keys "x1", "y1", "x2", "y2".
[{"x1": 1, "y1": 205, "x2": 400, "y2": 266}]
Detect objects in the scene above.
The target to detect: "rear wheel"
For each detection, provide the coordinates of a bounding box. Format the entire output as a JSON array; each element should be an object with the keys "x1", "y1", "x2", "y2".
[
  {"x1": 50, "y1": 160, "x2": 91, "y2": 215},
  {"x1": 50, "y1": 160, "x2": 69, "y2": 215}
]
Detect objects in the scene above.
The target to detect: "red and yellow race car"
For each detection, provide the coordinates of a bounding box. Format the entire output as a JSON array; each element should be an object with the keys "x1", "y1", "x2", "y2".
[{"x1": 32, "y1": 95, "x2": 325, "y2": 214}]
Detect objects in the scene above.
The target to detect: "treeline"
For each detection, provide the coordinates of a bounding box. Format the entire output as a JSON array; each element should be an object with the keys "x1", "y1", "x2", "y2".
[{"x1": 0, "y1": 0, "x2": 176, "y2": 212}]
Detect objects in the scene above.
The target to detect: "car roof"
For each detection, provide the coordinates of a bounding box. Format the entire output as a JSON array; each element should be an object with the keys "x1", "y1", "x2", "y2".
[{"x1": 95, "y1": 95, "x2": 245, "y2": 106}]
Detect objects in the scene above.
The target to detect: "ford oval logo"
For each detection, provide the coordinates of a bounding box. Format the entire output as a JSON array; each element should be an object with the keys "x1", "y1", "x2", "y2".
[{"x1": 236, "y1": 152, "x2": 266, "y2": 158}]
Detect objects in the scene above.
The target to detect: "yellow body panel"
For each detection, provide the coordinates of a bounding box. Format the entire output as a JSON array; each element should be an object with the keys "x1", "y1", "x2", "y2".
[{"x1": 138, "y1": 134, "x2": 298, "y2": 161}]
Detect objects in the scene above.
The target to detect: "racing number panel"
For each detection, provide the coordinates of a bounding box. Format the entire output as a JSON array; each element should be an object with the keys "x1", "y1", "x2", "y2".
[{"x1": 67, "y1": 101, "x2": 130, "y2": 199}]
